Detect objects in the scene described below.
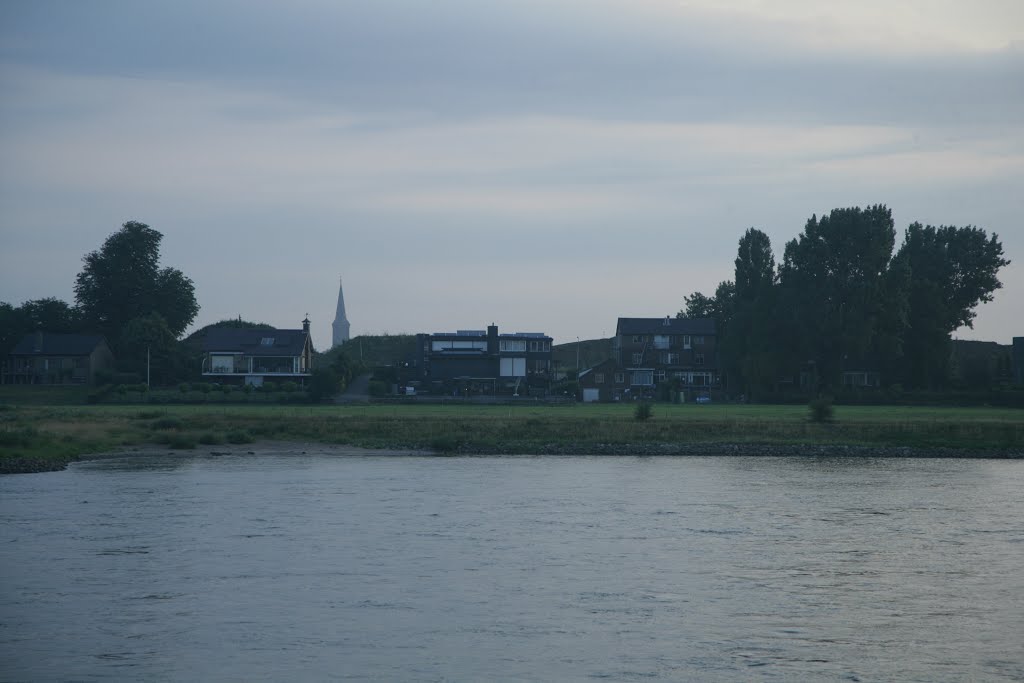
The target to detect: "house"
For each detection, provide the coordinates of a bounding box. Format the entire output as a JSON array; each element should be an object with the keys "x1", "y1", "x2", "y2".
[
  {"x1": 409, "y1": 324, "x2": 553, "y2": 396},
  {"x1": 578, "y1": 316, "x2": 719, "y2": 401},
  {"x1": 2, "y1": 332, "x2": 114, "y2": 385},
  {"x1": 200, "y1": 317, "x2": 314, "y2": 386}
]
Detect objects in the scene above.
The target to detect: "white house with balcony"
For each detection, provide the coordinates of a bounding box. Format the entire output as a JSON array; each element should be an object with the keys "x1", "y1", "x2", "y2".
[{"x1": 200, "y1": 317, "x2": 314, "y2": 386}]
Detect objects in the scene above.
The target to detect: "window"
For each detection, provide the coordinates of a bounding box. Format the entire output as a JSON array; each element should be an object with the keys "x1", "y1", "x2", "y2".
[
  {"x1": 500, "y1": 339, "x2": 527, "y2": 352},
  {"x1": 659, "y1": 352, "x2": 680, "y2": 364},
  {"x1": 595, "y1": 373, "x2": 605, "y2": 384},
  {"x1": 653, "y1": 335, "x2": 669, "y2": 350},
  {"x1": 631, "y1": 370, "x2": 654, "y2": 386},
  {"x1": 614, "y1": 372, "x2": 624, "y2": 384},
  {"x1": 656, "y1": 370, "x2": 666, "y2": 382},
  {"x1": 682, "y1": 335, "x2": 691, "y2": 350},
  {"x1": 529, "y1": 341, "x2": 539, "y2": 352},
  {"x1": 530, "y1": 359, "x2": 549, "y2": 374},
  {"x1": 632, "y1": 335, "x2": 645, "y2": 343},
  {"x1": 211, "y1": 355, "x2": 235, "y2": 373},
  {"x1": 631, "y1": 352, "x2": 643, "y2": 365},
  {"x1": 543, "y1": 341, "x2": 551, "y2": 351},
  {"x1": 695, "y1": 336, "x2": 705, "y2": 345},
  {"x1": 260, "y1": 337, "x2": 275, "y2": 346},
  {"x1": 696, "y1": 353, "x2": 705, "y2": 366},
  {"x1": 500, "y1": 357, "x2": 526, "y2": 376},
  {"x1": 432, "y1": 340, "x2": 487, "y2": 351}
]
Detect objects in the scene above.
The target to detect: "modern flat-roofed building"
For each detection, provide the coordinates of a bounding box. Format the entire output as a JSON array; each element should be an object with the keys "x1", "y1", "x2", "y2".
[{"x1": 411, "y1": 324, "x2": 552, "y2": 396}]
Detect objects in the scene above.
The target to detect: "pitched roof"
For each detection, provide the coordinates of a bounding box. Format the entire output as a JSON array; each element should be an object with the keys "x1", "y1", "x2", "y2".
[
  {"x1": 11, "y1": 333, "x2": 108, "y2": 356},
  {"x1": 201, "y1": 327, "x2": 309, "y2": 356},
  {"x1": 616, "y1": 317, "x2": 716, "y2": 336}
]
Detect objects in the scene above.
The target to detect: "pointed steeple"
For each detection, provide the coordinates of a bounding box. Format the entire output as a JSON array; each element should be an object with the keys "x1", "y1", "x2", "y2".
[{"x1": 332, "y1": 277, "x2": 350, "y2": 347}]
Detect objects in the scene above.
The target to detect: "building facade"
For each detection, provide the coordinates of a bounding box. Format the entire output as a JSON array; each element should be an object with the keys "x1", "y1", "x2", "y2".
[
  {"x1": 201, "y1": 317, "x2": 314, "y2": 386},
  {"x1": 409, "y1": 325, "x2": 553, "y2": 396},
  {"x1": 2, "y1": 332, "x2": 114, "y2": 385},
  {"x1": 579, "y1": 316, "x2": 719, "y2": 401}
]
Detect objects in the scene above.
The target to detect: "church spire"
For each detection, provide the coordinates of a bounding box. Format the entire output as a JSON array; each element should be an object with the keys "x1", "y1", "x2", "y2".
[{"x1": 332, "y1": 277, "x2": 350, "y2": 347}]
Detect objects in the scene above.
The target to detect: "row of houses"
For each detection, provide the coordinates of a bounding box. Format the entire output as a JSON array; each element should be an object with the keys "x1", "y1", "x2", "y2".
[
  {"x1": 0, "y1": 319, "x2": 314, "y2": 387},
  {"x1": 2, "y1": 315, "x2": 720, "y2": 399},
  {"x1": 6, "y1": 316, "x2": 1024, "y2": 400},
  {"x1": 400, "y1": 317, "x2": 724, "y2": 401}
]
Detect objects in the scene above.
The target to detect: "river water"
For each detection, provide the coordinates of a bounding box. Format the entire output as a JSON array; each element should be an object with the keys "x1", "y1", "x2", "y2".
[{"x1": 2, "y1": 450, "x2": 1023, "y2": 682}]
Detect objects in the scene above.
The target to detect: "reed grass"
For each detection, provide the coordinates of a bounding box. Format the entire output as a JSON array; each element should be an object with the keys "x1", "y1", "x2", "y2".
[{"x1": 1, "y1": 403, "x2": 1021, "y2": 472}]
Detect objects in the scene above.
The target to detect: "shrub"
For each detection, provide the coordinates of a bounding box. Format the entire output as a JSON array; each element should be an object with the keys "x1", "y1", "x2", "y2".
[
  {"x1": 281, "y1": 381, "x2": 298, "y2": 393},
  {"x1": 152, "y1": 417, "x2": 184, "y2": 430},
  {"x1": 262, "y1": 381, "x2": 278, "y2": 392},
  {"x1": 179, "y1": 382, "x2": 190, "y2": 393},
  {"x1": 200, "y1": 383, "x2": 213, "y2": 394},
  {"x1": 308, "y1": 368, "x2": 340, "y2": 402},
  {"x1": 198, "y1": 432, "x2": 224, "y2": 445},
  {"x1": 368, "y1": 380, "x2": 388, "y2": 397},
  {"x1": 430, "y1": 435, "x2": 461, "y2": 453},
  {"x1": 809, "y1": 395, "x2": 834, "y2": 423},
  {"x1": 243, "y1": 383, "x2": 254, "y2": 394},
  {"x1": 221, "y1": 384, "x2": 233, "y2": 394},
  {"x1": 634, "y1": 401, "x2": 653, "y2": 421},
  {"x1": 168, "y1": 434, "x2": 197, "y2": 450},
  {"x1": 135, "y1": 410, "x2": 163, "y2": 419},
  {"x1": 226, "y1": 429, "x2": 254, "y2": 444}
]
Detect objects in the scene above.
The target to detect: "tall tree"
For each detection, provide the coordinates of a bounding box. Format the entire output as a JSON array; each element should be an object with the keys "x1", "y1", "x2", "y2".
[
  {"x1": 678, "y1": 281, "x2": 735, "y2": 326},
  {"x1": 728, "y1": 229, "x2": 780, "y2": 397},
  {"x1": 74, "y1": 221, "x2": 199, "y2": 342},
  {"x1": 779, "y1": 205, "x2": 896, "y2": 391},
  {"x1": 734, "y1": 228, "x2": 776, "y2": 302},
  {"x1": 894, "y1": 223, "x2": 1009, "y2": 388}
]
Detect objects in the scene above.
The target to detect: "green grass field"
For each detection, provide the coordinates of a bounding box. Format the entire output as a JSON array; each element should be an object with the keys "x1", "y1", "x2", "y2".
[{"x1": 2, "y1": 400, "x2": 1022, "y2": 473}]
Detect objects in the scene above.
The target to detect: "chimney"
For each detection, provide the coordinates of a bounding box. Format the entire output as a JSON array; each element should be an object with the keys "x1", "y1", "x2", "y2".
[
  {"x1": 302, "y1": 315, "x2": 311, "y2": 334},
  {"x1": 663, "y1": 316, "x2": 671, "y2": 326},
  {"x1": 487, "y1": 324, "x2": 498, "y2": 354}
]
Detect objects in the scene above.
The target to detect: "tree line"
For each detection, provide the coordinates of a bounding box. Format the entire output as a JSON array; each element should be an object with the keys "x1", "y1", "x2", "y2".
[
  {"x1": 680, "y1": 205, "x2": 1010, "y2": 397},
  {"x1": 2, "y1": 221, "x2": 201, "y2": 385},
  {"x1": 3, "y1": 220, "x2": 361, "y2": 393}
]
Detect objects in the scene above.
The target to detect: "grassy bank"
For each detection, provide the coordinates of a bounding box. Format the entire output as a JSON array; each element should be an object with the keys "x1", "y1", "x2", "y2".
[{"x1": 2, "y1": 402, "x2": 1022, "y2": 473}]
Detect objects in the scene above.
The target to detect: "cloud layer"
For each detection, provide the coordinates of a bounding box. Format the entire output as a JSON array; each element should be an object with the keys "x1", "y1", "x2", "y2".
[{"x1": 1, "y1": 0, "x2": 1021, "y2": 346}]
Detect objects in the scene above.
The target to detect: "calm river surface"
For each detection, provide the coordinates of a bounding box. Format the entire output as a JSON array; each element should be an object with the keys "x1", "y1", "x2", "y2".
[{"x1": 2, "y1": 451, "x2": 1023, "y2": 682}]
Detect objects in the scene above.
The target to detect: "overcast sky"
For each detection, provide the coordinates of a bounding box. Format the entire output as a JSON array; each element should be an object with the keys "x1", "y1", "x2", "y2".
[{"x1": 1, "y1": 0, "x2": 1021, "y2": 348}]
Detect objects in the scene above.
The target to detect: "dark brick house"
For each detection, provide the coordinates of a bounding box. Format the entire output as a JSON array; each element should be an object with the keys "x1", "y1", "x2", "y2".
[
  {"x1": 2, "y1": 332, "x2": 114, "y2": 385},
  {"x1": 200, "y1": 317, "x2": 314, "y2": 386},
  {"x1": 409, "y1": 324, "x2": 552, "y2": 396},
  {"x1": 578, "y1": 316, "x2": 719, "y2": 401}
]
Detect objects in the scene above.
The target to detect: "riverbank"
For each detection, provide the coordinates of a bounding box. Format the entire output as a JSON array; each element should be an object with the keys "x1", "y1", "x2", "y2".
[{"x1": 2, "y1": 403, "x2": 1022, "y2": 473}]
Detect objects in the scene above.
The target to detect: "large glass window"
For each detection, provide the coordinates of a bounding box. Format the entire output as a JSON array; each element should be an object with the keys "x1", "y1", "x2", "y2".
[
  {"x1": 432, "y1": 340, "x2": 487, "y2": 351},
  {"x1": 500, "y1": 340, "x2": 527, "y2": 352},
  {"x1": 653, "y1": 335, "x2": 669, "y2": 349},
  {"x1": 631, "y1": 370, "x2": 654, "y2": 386},
  {"x1": 500, "y1": 357, "x2": 526, "y2": 376}
]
